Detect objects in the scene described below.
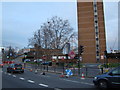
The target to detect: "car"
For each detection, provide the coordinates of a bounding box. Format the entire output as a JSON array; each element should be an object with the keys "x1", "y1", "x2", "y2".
[
  {"x1": 93, "y1": 66, "x2": 120, "y2": 88},
  {"x1": 24, "y1": 59, "x2": 30, "y2": 62},
  {"x1": 41, "y1": 61, "x2": 52, "y2": 66},
  {"x1": 7, "y1": 64, "x2": 24, "y2": 73},
  {"x1": 34, "y1": 59, "x2": 43, "y2": 63}
]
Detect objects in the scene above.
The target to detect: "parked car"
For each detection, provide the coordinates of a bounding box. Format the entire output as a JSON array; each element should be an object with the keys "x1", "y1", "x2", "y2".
[
  {"x1": 7, "y1": 64, "x2": 24, "y2": 73},
  {"x1": 34, "y1": 59, "x2": 43, "y2": 63},
  {"x1": 41, "y1": 61, "x2": 52, "y2": 66},
  {"x1": 24, "y1": 59, "x2": 31, "y2": 62},
  {"x1": 93, "y1": 66, "x2": 120, "y2": 88}
]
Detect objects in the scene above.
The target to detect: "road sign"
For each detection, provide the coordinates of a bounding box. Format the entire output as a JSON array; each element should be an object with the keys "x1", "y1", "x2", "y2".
[
  {"x1": 69, "y1": 51, "x2": 75, "y2": 59},
  {"x1": 65, "y1": 69, "x2": 73, "y2": 76},
  {"x1": 62, "y1": 57, "x2": 64, "y2": 60}
]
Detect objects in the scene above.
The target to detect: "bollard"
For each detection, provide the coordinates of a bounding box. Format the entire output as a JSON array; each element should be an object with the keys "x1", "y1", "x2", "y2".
[
  {"x1": 81, "y1": 72, "x2": 85, "y2": 79},
  {"x1": 30, "y1": 69, "x2": 32, "y2": 72},
  {"x1": 59, "y1": 73, "x2": 65, "y2": 78},
  {"x1": 35, "y1": 69, "x2": 38, "y2": 74}
]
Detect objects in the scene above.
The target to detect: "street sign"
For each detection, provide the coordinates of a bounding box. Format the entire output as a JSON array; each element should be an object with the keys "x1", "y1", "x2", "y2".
[
  {"x1": 69, "y1": 51, "x2": 75, "y2": 59},
  {"x1": 65, "y1": 69, "x2": 73, "y2": 76},
  {"x1": 62, "y1": 57, "x2": 64, "y2": 60}
]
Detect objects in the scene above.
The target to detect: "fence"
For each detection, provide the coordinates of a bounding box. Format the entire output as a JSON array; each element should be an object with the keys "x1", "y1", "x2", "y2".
[{"x1": 27, "y1": 63, "x2": 105, "y2": 78}]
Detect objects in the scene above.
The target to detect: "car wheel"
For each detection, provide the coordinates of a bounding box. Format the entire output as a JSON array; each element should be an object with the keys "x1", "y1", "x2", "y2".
[
  {"x1": 7, "y1": 70, "x2": 9, "y2": 73},
  {"x1": 21, "y1": 71, "x2": 24, "y2": 73},
  {"x1": 98, "y1": 80, "x2": 108, "y2": 88}
]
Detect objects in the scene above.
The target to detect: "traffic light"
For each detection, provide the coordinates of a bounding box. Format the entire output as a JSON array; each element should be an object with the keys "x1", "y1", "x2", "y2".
[
  {"x1": 2, "y1": 48, "x2": 4, "y2": 53},
  {"x1": 104, "y1": 50, "x2": 107, "y2": 58},
  {"x1": 66, "y1": 54, "x2": 68, "y2": 59},
  {"x1": 79, "y1": 45, "x2": 84, "y2": 55}
]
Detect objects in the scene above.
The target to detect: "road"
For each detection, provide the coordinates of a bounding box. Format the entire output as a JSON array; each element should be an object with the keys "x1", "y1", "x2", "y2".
[
  {"x1": 2, "y1": 65, "x2": 95, "y2": 89},
  {"x1": 1, "y1": 56, "x2": 97, "y2": 89}
]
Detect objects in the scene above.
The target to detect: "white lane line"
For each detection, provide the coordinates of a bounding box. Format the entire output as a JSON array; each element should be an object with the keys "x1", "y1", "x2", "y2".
[
  {"x1": 19, "y1": 77, "x2": 25, "y2": 80},
  {"x1": 54, "y1": 88, "x2": 62, "y2": 90},
  {"x1": 4, "y1": 72, "x2": 7, "y2": 74},
  {"x1": 80, "y1": 82, "x2": 94, "y2": 86},
  {"x1": 13, "y1": 75, "x2": 16, "y2": 78},
  {"x1": 39, "y1": 83, "x2": 48, "y2": 87},
  {"x1": 27, "y1": 80, "x2": 35, "y2": 83},
  {"x1": 62, "y1": 79, "x2": 93, "y2": 86},
  {"x1": 62, "y1": 79, "x2": 79, "y2": 83},
  {"x1": 39, "y1": 75, "x2": 50, "y2": 78},
  {"x1": 8, "y1": 73, "x2": 11, "y2": 75}
]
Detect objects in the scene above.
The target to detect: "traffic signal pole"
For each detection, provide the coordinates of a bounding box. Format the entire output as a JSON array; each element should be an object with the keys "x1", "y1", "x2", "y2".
[
  {"x1": 78, "y1": 45, "x2": 84, "y2": 76},
  {"x1": 104, "y1": 50, "x2": 108, "y2": 68}
]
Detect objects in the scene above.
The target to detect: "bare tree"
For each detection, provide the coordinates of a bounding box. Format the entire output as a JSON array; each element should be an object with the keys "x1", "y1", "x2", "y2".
[{"x1": 28, "y1": 16, "x2": 76, "y2": 50}]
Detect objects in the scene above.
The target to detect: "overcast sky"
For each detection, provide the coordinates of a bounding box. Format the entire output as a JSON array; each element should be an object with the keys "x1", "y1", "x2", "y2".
[{"x1": 1, "y1": 0, "x2": 119, "y2": 52}]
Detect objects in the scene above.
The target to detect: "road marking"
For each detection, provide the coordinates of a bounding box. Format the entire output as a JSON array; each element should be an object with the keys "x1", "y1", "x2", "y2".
[
  {"x1": 62, "y1": 79, "x2": 93, "y2": 86},
  {"x1": 54, "y1": 88, "x2": 62, "y2": 90},
  {"x1": 39, "y1": 75, "x2": 50, "y2": 78},
  {"x1": 8, "y1": 73, "x2": 11, "y2": 75},
  {"x1": 39, "y1": 83, "x2": 48, "y2": 87},
  {"x1": 4, "y1": 72, "x2": 6, "y2": 74},
  {"x1": 13, "y1": 75, "x2": 16, "y2": 78},
  {"x1": 19, "y1": 77, "x2": 25, "y2": 80},
  {"x1": 80, "y1": 82, "x2": 94, "y2": 86},
  {"x1": 27, "y1": 80, "x2": 35, "y2": 83},
  {"x1": 62, "y1": 79, "x2": 79, "y2": 83}
]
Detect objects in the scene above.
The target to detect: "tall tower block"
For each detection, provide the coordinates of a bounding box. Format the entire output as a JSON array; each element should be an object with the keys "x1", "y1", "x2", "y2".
[{"x1": 77, "y1": 0, "x2": 106, "y2": 63}]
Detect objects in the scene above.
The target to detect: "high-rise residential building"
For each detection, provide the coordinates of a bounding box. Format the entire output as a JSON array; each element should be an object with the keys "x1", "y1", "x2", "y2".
[{"x1": 77, "y1": 0, "x2": 106, "y2": 63}]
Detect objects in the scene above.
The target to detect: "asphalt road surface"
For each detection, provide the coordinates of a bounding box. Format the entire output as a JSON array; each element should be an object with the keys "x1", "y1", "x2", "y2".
[{"x1": 2, "y1": 65, "x2": 96, "y2": 89}]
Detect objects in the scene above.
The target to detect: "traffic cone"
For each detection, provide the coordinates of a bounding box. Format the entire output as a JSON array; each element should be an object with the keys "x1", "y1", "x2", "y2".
[
  {"x1": 59, "y1": 73, "x2": 65, "y2": 78},
  {"x1": 81, "y1": 72, "x2": 85, "y2": 79},
  {"x1": 30, "y1": 69, "x2": 33, "y2": 72}
]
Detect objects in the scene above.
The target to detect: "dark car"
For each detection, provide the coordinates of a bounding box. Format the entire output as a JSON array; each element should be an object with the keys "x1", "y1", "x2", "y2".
[
  {"x1": 41, "y1": 61, "x2": 52, "y2": 66},
  {"x1": 7, "y1": 64, "x2": 24, "y2": 73},
  {"x1": 93, "y1": 66, "x2": 120, "y2": 88}
]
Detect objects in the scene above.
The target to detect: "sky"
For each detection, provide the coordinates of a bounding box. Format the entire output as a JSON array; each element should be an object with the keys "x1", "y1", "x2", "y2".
[{"x1": 0, "y1": 0, "x2": 119, "y2": 52}]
